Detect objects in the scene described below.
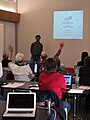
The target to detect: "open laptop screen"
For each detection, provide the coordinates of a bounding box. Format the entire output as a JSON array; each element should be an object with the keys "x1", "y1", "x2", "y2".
[
  {"x1": 7, "y1": 92, "x2": 36, "y2": 111},
  {"x1": 64, "y1": 74, "x2": 72, "y2": 88}
]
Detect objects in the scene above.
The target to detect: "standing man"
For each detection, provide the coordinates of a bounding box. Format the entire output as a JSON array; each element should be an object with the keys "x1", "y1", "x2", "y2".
[{"x1": 30, "y1": 34, "x2": 43, "y2": 63}]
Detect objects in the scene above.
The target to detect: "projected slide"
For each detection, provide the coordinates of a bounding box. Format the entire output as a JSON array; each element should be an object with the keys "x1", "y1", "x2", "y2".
[{"x1": 53, "y1": 10, "x2": 83, "y2": 39}]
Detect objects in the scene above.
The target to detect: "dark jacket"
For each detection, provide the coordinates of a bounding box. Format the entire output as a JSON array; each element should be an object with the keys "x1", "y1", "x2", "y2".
[
  {"x1": 35, "y1": 90, "x2": 66, "y2": 120},
  {"x1": 79, "y1": 66, "x2": 90, "y2": 85},
  {"x1": 30, "y1": 41, "x2": 43, "y2": 57},
  {"x1": 2, "y1": 59, "x2": 12, "y2": 67},
  {"x1": 77, "y1": 61, "x2": 84, "y2": 66}
]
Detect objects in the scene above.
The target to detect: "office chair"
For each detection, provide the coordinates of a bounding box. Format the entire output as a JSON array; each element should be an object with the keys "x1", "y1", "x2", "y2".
[
  {"x1": 0, "y1": 69, "x2": 7, "y2": 83},
  {"x1": 79, "y1": 76, "x2": 90, "y2": 86},
  {"x1": 0, "y1": 95, "x2": 5, "y2": 101},
  {"x1": 65, "y1": 67, "x2": 74, "y2": 75},
  {"x1": 33, "y1": 90, "x2": 67, "y2": 120}
]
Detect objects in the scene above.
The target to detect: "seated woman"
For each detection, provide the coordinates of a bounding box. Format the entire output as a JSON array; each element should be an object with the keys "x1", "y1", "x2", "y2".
[
  {"x1": 77, "y1": 51, "x2": 88, "y2": 66},
  {"x1": 8, "y1": 53, "x2": 34, "y2": 81},
  {"x1": 2, "y1": 45, "x2": 13, "y2": 67},
  {"x1": 39, "y1": 58, "x2": 70, "y2": 113}
]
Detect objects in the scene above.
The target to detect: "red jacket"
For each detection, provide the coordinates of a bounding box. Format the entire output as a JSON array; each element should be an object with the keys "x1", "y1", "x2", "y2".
[{"x1": 39, "y1": 71, "x2": 66, "y2": 99}]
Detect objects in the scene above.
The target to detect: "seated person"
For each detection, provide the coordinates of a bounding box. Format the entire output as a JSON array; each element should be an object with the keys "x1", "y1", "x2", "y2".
[
  {"x1": 77, "y1": 51, "x2": 88, "y2": 66},
  {"x1": 79, "y1": 56, "x2": 90, "y2": 85},
  {"x1": 54, "y1": 57, "x2": 67, "y2": 74},
  {"x1": 39, "y1": 58, "x2": 70, "y2": 113},
  {"x1": 2, "y1": 45, "x2": 13, "y2": 67},
  {"x1": 40, "y1": 41, "x2": 64, "y2": 71},
  {"x1": 8, "y1": 53, "x2": 34, "y2": 81},
  {"x1": 79, "y1": 56, "x2": 90, "y2": 109},
  {"x1": 40, "y1": 51, "x2": 47, "y2": 71}
]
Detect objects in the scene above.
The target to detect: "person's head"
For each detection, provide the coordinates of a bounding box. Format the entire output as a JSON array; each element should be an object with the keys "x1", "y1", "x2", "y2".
[
  {"x1": 81, "y1": 52, "x2": 88, "y2": 61},
  {"x1": 3, "y1": 53, "x2": 9, "y2": 60},
  {"x1": 84, "y1": 56, "x2": 90, "y2": 66},
  {"x1": 35, "y1": 35, "x2": 41, "y2": 42},
  {"x1": 41, "y1": 51, "x2": 47, "y2": 60},
  {"x1": 15, "y1": 53, "x2": 24, "y2": 65},
  {"x1": 46, "y1": 58, "x2": 56, "y2": 72}
]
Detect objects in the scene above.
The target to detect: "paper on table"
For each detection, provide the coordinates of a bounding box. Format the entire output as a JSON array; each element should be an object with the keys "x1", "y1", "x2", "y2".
[
  {"x1": 2, "y1": 82, "x2": 25, "y2": 88},
  {"x1": 78, "y1": 85, "x2": 90, "y2": 90},
  {"x1": 68, "y1": 89, "x2": 84, "y2": 94}
]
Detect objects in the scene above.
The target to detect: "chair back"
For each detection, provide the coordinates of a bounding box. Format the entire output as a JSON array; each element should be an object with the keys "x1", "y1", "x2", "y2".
[
  {"x1": 65, "y1": 67, "x2": 74, "y2": 75},
  {"x1": 79, "y1": 76, "x2": 90, "y2": 86},
  {"x1": 0, "y1": 69, "x2": 7, "y2": 82},
  {"x1": 34, "y1": 90, "x2": 66, "y2": 120}
]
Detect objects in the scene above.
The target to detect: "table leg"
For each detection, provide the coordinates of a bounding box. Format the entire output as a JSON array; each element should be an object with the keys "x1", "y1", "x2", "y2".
[{"x1": 73, "y1": 94, "x2": 77, "y2": 120}]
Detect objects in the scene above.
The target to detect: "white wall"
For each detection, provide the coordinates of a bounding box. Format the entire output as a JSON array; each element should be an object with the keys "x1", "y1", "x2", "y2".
[
  {"x1": 0, "y1": 21, "x2": 16, "y2": 61},
  {"x1": 0, "y1": 0, "x2": 18, "y2": 61},
  {"x1": 17, "y1": 0, "x2": 90, "y2": 67},
  {"x1": 0, "y1": 22, "x2": 4, "y2": 61},
  {"x1": 4, "y1": 22, "x2": 16, "y2": 61},
  {"x1": 0, "y1": 0, "x2": 18, "y2": 12}
]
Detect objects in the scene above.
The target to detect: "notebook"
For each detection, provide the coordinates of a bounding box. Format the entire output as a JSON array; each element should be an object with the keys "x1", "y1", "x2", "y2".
[
  {"x1": 3, "y1": 92, "x2": 36, "y2": 118},
  {"x1": 64, "y1": 74, "x2": 72, "y2": 89}
]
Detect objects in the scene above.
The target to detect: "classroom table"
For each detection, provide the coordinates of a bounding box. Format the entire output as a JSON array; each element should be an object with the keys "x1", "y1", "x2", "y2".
[
  {"x1": 0, "y1": 81, "x2": 39, "y2": 96},
  {"x1": 68, "y1": 88, "x2": 84, "y2": 120}
]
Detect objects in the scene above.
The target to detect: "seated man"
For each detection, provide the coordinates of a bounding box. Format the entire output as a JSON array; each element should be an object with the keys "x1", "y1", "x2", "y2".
[
  {"x1": 39, "y1": 58, "x2": 70, "y2": 113},
  {"x1": 40, "y1": 41, "x2": 64, "y2": 71},
  {"x1": 8, "y1": 53, "x2": 34, "y2": 81}
]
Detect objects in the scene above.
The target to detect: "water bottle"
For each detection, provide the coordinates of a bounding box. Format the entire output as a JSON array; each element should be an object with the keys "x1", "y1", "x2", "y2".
[
  {"x1": 45, "y1": 99, "x2": 51, "y2": 114},
  {"x1": 75, "y1": 74, "x2": 79, "y2": 88}
]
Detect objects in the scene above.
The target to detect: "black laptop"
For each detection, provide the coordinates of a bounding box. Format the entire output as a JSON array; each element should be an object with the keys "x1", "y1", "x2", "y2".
[{"x1": 64, "y1": 74, "x2": 72, "y2": 90}]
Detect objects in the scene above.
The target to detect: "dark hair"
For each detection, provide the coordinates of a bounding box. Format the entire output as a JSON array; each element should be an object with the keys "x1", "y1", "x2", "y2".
[
  {"x1": 3, "y1": 53, "x2": 9, "y2": 60},
  {"x1": 84, "y1": 56, "x2": 90, "y2": 66},
  {"x1": 46, "y1": 58, "x2": 56, "y2": 72},
  {"x1": 35, "y1": 35, "x2": 41, "y2": 39},
  {"x1": 81, "y1": 52, "x2": 88, "y2": 61}
]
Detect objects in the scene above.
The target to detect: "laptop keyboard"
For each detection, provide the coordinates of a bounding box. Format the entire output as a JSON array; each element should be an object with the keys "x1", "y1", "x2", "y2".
[{"x1": 8, "y1": 111, "x2": 33, "y2": 114}]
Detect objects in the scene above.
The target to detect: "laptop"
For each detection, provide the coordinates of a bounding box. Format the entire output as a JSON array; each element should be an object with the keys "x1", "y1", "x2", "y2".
[
  {"x1": 74, "y1": 65, "x2": 82, "y2": 75},
  {"x1": 64, "y1": 74, "x2": 72, "y2": 90},
  {"x1": 24, "y1": 60, "x2": 31, "y2": 67},
  {"x1": 3, "y1": 92, "x2": 36, "y2": 118}
]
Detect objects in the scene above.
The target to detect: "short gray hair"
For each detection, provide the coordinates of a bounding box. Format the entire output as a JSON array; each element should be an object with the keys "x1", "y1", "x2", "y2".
[{"x1": 15, "y1": 53, "x2": 24, "y2": 63}]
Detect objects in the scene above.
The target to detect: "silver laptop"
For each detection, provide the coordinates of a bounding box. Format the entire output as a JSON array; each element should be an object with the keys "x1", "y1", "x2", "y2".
[
  {"x1": 3, "y1": 92, "x2": 36, "y2": 118},
  {"x1": 74, "y1": 65, "x2": 82, "y2": 75}
]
